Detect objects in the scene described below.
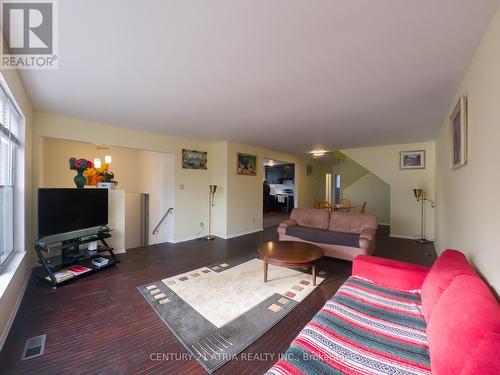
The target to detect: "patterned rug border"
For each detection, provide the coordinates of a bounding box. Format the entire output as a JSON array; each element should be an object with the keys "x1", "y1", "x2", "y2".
[{"x1": 138, "y1": 253, "x2": 330, "y2": 373}]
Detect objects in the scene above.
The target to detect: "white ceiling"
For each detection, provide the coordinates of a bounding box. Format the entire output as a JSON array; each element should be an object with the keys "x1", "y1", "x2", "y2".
[{"x1": 20, "y1": 0, "x2": 499, "y2": 156}]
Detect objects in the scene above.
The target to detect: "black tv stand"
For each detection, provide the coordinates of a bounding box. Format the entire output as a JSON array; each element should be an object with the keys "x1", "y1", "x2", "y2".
[{"x1": 34, "y1": 230, "x2": 119, "y2": 288}]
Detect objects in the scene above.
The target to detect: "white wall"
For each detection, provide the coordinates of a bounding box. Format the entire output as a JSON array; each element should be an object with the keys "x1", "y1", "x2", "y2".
[
  {"x1": 108, "y1": 190, "x2": 125, "y2": 253},
  {"x1": 343, "y1": 172, "x2": 390, "y2": 224},
  {"x1": 139, "y1": 150, "x2": 175, "y2": 244},
  {"x1": 343, "y1": 141, "x2": 435, "y2": 239},
  {"x1": 125, "y1": 193, "x2": 141, "y2": 249},
  {"x1": 435, "y1": 7, "x2": 500, "y2": 293}
]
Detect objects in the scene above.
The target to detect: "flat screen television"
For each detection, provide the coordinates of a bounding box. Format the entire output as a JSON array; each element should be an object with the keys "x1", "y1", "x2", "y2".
[{"x1": 38, "y1": 188, "x2": 108, "y2": 238}]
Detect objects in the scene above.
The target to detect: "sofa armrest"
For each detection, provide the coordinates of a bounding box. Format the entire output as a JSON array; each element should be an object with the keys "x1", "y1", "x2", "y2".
[
  {"x1": 358, "y1": 229, "x2": 376, "y2": 250},
  {"x1": 360, "y1": 228, "x2": 376, "y2": 241},
  {"x1": 352, "y1": 255, "x2": 430, "y2": 292},
  {"x1": 277, "y1": 219, "x2": 297, "y2": 236}
]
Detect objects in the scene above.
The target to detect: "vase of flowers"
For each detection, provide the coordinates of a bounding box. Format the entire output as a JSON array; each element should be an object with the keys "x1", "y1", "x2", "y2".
[{"x1": 69, "y1": 157, "x2": 94, "y2": 188}]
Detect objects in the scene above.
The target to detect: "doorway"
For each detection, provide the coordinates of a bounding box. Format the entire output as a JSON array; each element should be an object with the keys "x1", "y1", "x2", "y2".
[
  {"x1": 263, "y1": 158, "x2": 295, "y2": 228},
  {"x1": 333, "y1": 174, "x2": 341, "y2": 203}
]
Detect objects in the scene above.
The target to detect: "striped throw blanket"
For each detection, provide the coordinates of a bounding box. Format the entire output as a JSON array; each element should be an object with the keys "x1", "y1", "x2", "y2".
[{"x1": 266, "y1": 277, "x2": 430, "y2": 375}]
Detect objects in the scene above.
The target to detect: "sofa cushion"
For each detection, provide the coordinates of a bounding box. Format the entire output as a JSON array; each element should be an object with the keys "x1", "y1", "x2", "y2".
[
  {"x1": 286, "y1": 226, "x2": 360, "y2": 248},
  {"x1": 290, "y1": 207, "x2": 329, "y2": 230},
  {"x1": 426, "y1": 275, "x2": 500, "y2": 375},
  {"x1": 328, "y1": 211, "x2": 377, "y2": 233},
  {"x1": 266, "y1": 277, "x2": 430, "y2": 375},
  {"x1": 420, "y1": 249, "x2": 476, "y2": 322},
  {"x1": 461, "y1": 331, "x2": 500, "y2": 375}
]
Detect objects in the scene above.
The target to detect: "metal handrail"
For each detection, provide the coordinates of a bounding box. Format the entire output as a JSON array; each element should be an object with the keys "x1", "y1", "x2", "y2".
[{"x1": 152, "y1": 208, "x2": 174, "y2": 235}]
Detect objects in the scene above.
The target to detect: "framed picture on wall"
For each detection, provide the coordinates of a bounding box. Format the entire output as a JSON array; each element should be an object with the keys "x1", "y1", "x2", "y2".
[
  {"x1": 237, "y1": 153, "x2": 257, "y2": 176},
  {"x1": 450, "y1": 96, "x2": 468, "y2": 169},
  {"x1": 182, "y1": 149, "x2": 207, "y2": 170},
  {"x1": 400, "y1": 150, "x2": 426, "y2": 169},
  {"x1": 306, "y1": 164, "x2": 313, "y2": 176}
]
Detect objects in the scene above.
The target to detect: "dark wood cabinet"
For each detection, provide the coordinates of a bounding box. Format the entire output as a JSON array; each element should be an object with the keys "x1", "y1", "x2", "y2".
[{"x1": 265, "y1": 164, "x2": 295, "y2": 183}]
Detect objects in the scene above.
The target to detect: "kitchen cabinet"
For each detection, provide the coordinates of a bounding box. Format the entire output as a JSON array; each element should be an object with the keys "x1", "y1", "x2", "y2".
[{"x1": 265, "y1": 164, "x2": 295, "y2": 183}]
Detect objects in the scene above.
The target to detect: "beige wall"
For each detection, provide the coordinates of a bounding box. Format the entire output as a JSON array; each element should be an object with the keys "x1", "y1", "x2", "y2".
[
  {"x1": 336, "y1": 157, "x2": 369, "y2": 192},
  {"x1": 343, "y1": 172, "x2": 391, "y2": 224},
  {"x1": 39, "y1": 137, "x2": 176, "y2": 244},
  {"x1": 311, "y1": 156, "x2": 369, "y2": 203},
  {"x1": 33, "y1": 113, "x2": 319, "y2": 241},
  {"x1": 40, "y1": 137, "x2": 145, "y2": 192},
  {"x1": 222, "y1": 141, "x2": 318, "y2": 238},
  {"x1": 343, "y1": 141, "x2": 435, "y2": 239},
  {"x1": 33, "y1": 111, "x2": 211, "y2": 242},
  {"x1": 210, "y1": 142, "x2": 229, "y2": 238},
  {"x1": 435, "y1": 7, "x2": 500, "y2": 293}
]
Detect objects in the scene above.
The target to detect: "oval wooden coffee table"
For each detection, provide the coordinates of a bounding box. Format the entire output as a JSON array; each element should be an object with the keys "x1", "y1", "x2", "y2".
[{"x1": 257, "y1": 241, "x2": 324, "y2": 286}]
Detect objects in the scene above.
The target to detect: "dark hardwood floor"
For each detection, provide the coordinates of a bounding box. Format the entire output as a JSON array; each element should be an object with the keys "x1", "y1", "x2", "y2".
[{"x1": 0, "y1": 226, "x2": 436, "y2": 375}]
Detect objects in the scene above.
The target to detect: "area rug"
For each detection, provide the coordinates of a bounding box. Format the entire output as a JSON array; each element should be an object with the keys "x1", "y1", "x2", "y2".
[{"x1": 138, "y1": 253, "x2": 328, "y2": 373}]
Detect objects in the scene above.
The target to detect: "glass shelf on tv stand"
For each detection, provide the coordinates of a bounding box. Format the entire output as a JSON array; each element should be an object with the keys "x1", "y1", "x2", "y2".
[
  {"x1": 43, "y1": 246, "x2": 113, "y2": 271},
  {"x1": 34, "y1": 230, "x2": 119, "y2": 288}
]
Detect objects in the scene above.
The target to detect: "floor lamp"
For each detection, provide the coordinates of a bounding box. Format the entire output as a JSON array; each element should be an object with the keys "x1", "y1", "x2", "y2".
[
  {"x1": 204, "y1": 185, "x2": 217, "y2": 241},
  {"x1": 413, "y1": 188, "x2": 435, "y2": 244}
]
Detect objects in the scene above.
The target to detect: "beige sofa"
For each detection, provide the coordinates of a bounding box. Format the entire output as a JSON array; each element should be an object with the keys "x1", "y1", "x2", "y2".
[{"x1": 278, "y1": 208, "x2": 377, "y2": 261}]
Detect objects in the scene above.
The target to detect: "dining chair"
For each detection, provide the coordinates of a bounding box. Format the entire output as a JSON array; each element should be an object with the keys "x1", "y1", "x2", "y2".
[
  {"x1": 312, "y1": 198, "x2": 320, "y2": 209},
  {"x1": 359, "y1": 201, "x2": 367, "y2": 214},
  {"x1": 318, "y1": 201, "x2": 333, "y2": 211}
]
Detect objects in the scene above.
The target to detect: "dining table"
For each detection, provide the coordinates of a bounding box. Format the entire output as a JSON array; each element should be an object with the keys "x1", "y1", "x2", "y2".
[{"x1": 331, "y1": 203, "x2": 353, "y2": 212}]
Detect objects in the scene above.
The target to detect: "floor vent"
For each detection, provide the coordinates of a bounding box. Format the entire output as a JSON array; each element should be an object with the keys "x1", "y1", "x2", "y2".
[{"x1": 21, "y1": 334, "x2": 46, "y2": 360}]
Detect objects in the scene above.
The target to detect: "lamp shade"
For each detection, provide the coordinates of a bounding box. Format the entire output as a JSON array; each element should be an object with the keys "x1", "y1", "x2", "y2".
[
  {"x1": 104, "y1": 155, "x2": 112, "y2": 164},
  {"x1": 413, "y1": 188, "x2": 423, "y2": 200}
]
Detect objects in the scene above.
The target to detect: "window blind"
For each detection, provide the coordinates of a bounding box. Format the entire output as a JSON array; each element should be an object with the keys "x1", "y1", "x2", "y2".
[{"x1": 0, "y1": 83, "x2": 22, "y2": 265}]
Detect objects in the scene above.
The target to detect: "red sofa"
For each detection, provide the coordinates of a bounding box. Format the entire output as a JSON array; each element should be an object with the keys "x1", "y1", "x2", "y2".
[{"x1": 266, "y1": 249, "x2": 500, "y2": 374}]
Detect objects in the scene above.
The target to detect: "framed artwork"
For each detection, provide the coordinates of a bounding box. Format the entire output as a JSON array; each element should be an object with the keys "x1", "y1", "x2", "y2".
[
  {"x1": 182, "y1": 149, "x2": 207, "y2": 170},
  {"x1": 306, "y1": 164, "x2": 313, "y2": 176},
  {"x1": 237, "y1": 153, "x2": 257, "y2": 176},
  {"x1": 450, "y1": 96, "x2": 468, "y2": 169},
  {"x1": 400, "y1": 150, "x2": 426, "y2": 169}
]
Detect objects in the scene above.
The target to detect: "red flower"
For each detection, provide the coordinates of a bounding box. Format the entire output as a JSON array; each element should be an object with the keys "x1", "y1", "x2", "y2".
[
  {"x1": 87, "y1": 160, "x2": 93, "y2": 169},
  {"x1": 75, "y1": 160, "x2": 82, "y2": 168}
]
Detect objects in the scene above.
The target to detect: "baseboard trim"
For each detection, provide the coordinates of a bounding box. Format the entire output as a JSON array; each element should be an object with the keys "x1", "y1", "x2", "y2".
[
  {"x1": 0, "y1": 263, "x2": 34, "y2": 350},
  {"x1": 171, "y1": 236, "x2": 198, "y2": 244},
  {"x1": 390, "y1": 234, "x2": 416, "y2": 240},
  {"x1": 224, "y1": 228, "x2": 263, "y2": 239},
  {"x1": 172, "y1": 228, "x2": 263, "y2": 243}
]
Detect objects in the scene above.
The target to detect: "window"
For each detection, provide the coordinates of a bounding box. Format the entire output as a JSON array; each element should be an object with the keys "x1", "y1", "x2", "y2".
[{"x1": 0, "y1": 83, "x2": 22, "y2": 266}]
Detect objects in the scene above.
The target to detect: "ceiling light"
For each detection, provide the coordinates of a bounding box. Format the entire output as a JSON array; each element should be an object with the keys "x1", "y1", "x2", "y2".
[{"x1": 310, "y1": 150, "x2": 328, "y2": 157}]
